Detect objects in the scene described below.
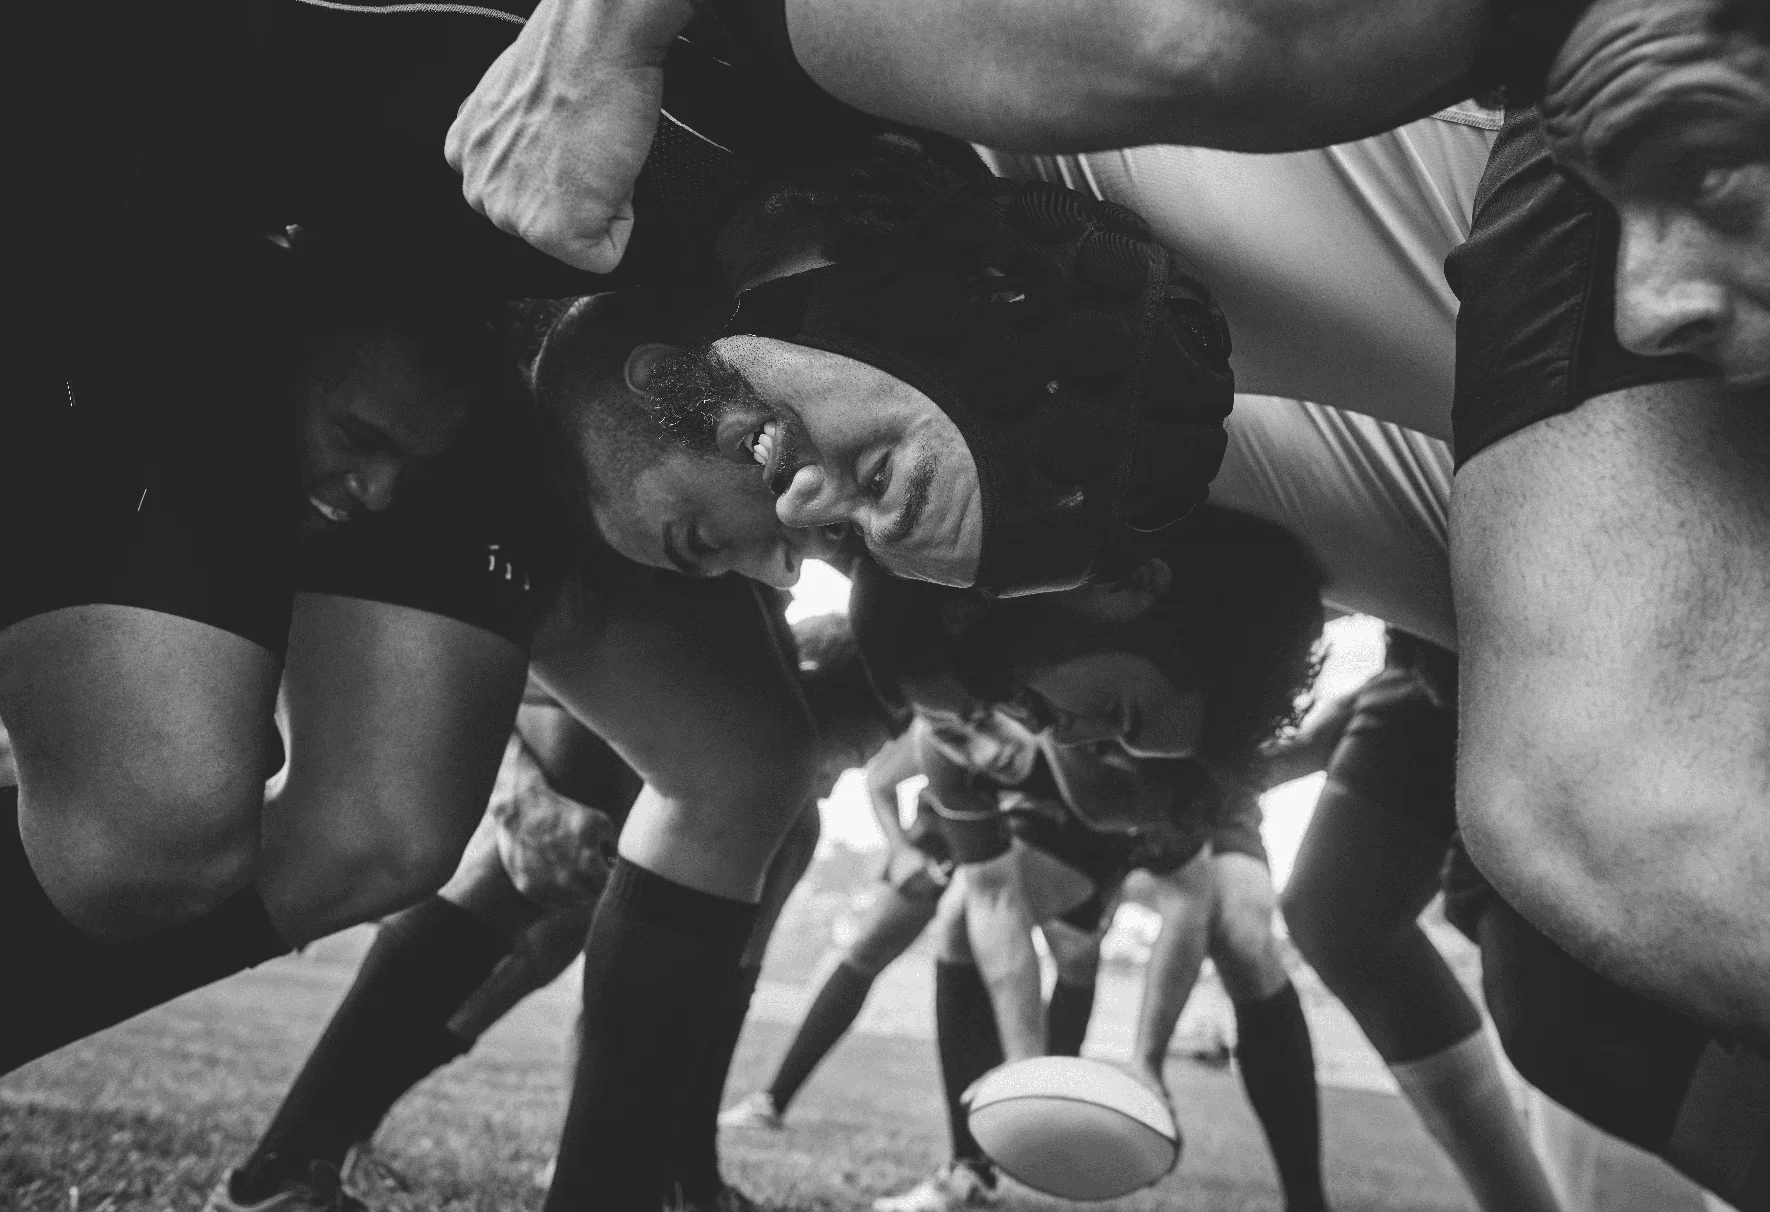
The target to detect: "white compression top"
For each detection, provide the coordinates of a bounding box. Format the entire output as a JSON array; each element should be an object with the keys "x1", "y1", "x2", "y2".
[{"x1": 984, "y1": 104, "x2": 1500, "y2": 649}]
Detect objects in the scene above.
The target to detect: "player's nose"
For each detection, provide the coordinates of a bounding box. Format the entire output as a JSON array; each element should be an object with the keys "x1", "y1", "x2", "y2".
[
  {"x1": 1613, "y1": 212, "x2": 1730, "y2": 363},
  {"x1": 345, "y1": 460, "x2": 400, "y2": 513},
  {"x1": 776, "y1": 464, "x2": 852, "y2": 529}
]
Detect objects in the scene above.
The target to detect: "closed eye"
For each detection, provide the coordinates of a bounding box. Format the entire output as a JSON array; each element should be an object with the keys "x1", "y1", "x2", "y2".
[
  {"x1": 335, "y1": 415, "x2": 399, "y2": 458},
  {"x1": 862, "y1": 451, "x2": 891, "y2": 501}
]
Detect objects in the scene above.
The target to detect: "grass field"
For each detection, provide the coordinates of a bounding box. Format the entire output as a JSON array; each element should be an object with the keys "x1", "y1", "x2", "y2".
[{"x1": 1, "y1": 919, "x2": 1708, "y2": 1212}]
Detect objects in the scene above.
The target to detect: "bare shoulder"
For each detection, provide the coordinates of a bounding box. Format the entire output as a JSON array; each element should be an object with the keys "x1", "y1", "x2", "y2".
[
  {"x1": 1451, "y1": 374, "x2": 1770, "y2": 742},
  {"x1": 1453, "y1": 378, "x2": 1770, "y2": 630}
]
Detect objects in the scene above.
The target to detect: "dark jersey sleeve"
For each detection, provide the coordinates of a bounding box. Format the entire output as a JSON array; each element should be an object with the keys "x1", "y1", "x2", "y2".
[{"x1": 1446, "y1": 109, "x2": 1712, "y2": 467}]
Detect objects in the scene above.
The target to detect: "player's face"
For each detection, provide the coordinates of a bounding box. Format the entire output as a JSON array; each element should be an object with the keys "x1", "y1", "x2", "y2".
[
  {"x1": 589, "y1": 449, "x2": 850, "y2": 589},
  {"x1": 1604, "y1": 165, "x2": 1770, "y2": 387},
  {"x1": 1001, "y1": 652, "x2": 1206, "y2": 760},
  {"x1": 701, "y1": 336, "x2": 985, "y2": 587},
  {"x1": 922, "y1": 707, "x2": 1041, "y2": 784},
  {"x1": 1545, "y1": 0, "x2": 1770, "y2": 385},
  {"x1": 295, "y1": 328, "x2": 472, "y2": 533}
]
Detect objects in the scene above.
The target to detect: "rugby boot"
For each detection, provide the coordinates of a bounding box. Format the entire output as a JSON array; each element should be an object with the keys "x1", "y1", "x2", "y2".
[
  {"x1": 202, "y1": 1161, "x2": 368, "y2": 1212},
  {"x1": 717, "y1": 1091, "x2": 785, "y2": 1130},
  {"x1": 872, "y1": 1160, "x2": 1001, "y2": 1212}
]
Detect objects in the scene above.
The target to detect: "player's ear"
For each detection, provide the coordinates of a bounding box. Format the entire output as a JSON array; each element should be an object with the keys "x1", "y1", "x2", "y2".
[{"x1": 624, "y1": 342, "x2": 679, "y2": 393}]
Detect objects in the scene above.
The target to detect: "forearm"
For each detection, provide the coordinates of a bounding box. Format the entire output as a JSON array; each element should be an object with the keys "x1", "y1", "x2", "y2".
[
  {"x1": 785, "y1": 0, "x2": 1487, "y2": 152},
  {"x1": 963, "y1": 871, "x2": 1047, "y2": 1060},
  {"x1": 1133, "y1": 872, "x2": 1214, "y2": 1072},
  {"x1": 1258, "y1": 690, "x2": 1359, "y2": 788},
  {"x1": 522, "y1": 0, "x2": 695, "y2": 71}
]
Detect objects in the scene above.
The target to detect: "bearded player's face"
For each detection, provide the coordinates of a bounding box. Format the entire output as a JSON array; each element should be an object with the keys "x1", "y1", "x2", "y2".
[{"x1": 646, "y1": 337, "x2": 986, "y2": 586}]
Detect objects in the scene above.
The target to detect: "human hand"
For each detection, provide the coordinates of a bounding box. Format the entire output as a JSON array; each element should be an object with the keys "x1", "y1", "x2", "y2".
[
  {"x1": 494, "y1": 781, "x2": 620, "y2": 909},
  {"x1": 446, "y1": 0, "x2": 679, "y2": 273},
  {"x1": 884, "y1": 844, "x2": 949, "y2": 896}
]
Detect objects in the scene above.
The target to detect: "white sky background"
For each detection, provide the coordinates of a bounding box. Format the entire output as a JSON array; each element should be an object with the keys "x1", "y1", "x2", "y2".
[{"x1": 789, "y1": 562, "x2": 1387, "y2": 890}]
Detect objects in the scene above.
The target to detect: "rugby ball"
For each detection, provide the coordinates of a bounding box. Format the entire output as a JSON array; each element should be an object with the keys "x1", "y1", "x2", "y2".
[{"x1": 964, "y1": 1056, "x2": 1180, "y2": 1200}]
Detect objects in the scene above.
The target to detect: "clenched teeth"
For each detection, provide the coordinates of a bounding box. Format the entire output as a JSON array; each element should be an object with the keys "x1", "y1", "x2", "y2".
[
  {"x1": 310, "y1": 495, "x2": 352, "y2": 523},
  {"x1": 748, "y1": 420, "x2": 778, "y2": 467}
]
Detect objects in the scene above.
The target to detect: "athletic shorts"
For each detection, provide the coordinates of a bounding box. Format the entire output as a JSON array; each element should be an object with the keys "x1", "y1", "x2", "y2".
[
  {"x1": 1445, "y1": 109, "x2": 1712, "y2": 468},
  {"x1": 1328, "y1": 666, "x2": 1458, "y2": 838},
  {"x1": 5, "y1": 234, "x2": 305, "y2": 656},
  {"x1": 1010, "y1": 808, "x2": 1139, "y2": 934},
  {"x1": 3, "y1": 235, "x2": 560, "y2": 658}
]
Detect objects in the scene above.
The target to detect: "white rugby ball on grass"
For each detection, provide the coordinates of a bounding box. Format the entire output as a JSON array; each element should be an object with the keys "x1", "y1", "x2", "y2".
[{"x1": 964, "y1": 1056, "x2": 1181, "y2": 1200}]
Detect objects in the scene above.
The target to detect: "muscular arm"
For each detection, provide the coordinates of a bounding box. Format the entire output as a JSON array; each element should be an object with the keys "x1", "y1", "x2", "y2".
[
  {"x1": 1453, "y1": 381, "x2": 1770, "y2": 1039},
  {"x1": 1131, "y1": 854, "x2": 1216, "y2": 1086},
  {"x1": 1257, "y1": 686, "x2": 1360, "y2": 788},
  {"x1": 865, "y1": 728, "x2": 923, "y2": 850},
  {"x1": 786, "y1": 0, "x2": 1489, "y2": 152}
]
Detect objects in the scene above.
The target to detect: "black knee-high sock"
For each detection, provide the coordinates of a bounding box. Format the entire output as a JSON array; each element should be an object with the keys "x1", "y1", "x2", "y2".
[
  {"x1": 3, "y1": 787, "x2": 291, "y2": 1075},
  {"x1": 232, "y1": 897, "x2": 511, "y2": 1199},
  {"x1": 767, "y1": 961, "x2": 876, "y2": 1111},
  {"x1": 543, "y1": 861, "x2": 758, "y2": 1212},
  {"x1": 673, "y1": 963, "x2": 763, "y2": 1203},
  {"x1": 1045, "y1": 979, "x2": 1095, "y2": 1058},
  {"x1": 935, "y1": 960, "x2": 1003, "y2": 1166},
  {"x1": 1235, "y1": 983, "x2": 1326, "y2": 1212}
]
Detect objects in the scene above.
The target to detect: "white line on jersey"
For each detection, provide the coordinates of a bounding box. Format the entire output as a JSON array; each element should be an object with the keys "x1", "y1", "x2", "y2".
[{"x1": 291, "y1": 0, "x2": 523, "y2": 24}]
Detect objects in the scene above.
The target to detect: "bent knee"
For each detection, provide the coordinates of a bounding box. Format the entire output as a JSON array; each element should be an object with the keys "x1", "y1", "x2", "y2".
[
  {"x1": 357, "y1": 830, "x2": 471, "y2": 905},
  {"x1": 23, "y1": 784, "x2": 261, "y2": 936}
]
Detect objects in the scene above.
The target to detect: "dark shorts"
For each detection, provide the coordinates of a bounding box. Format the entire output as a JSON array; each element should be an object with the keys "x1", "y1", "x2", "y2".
[
  {"x1": 1013, "y1": 809, "x2": 1138, "y2": 935},
  {"x1": 1445, "y1": 109, "x2": 1711, "y2": 469},
  {"x1": 4, "y1": 235, "x2": 305, "y2": 656},
  {"x1": 926, "y1": 792, "x2": 1135, "y2": 931},
  {"x1": 3, "y1": 236, "x2": 559, "y2": 658},
  {"x1": 1328, "y1": 666, "x2": 1458, "y2": 838}
]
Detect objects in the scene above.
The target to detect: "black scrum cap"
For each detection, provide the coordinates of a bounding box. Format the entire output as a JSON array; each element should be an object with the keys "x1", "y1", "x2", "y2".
[{"x1": 721, "y1": 177, "x2": 1235, "y2": 596}]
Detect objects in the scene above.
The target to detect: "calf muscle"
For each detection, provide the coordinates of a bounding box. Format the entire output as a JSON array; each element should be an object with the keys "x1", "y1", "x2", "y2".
[{"x1": 1452, "y1": 381, "x2": 1770, "y2": 1036}]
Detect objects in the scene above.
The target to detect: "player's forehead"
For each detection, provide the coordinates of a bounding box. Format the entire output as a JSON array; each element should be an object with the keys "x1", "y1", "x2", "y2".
[{"x1": 1544, "y1": 0, "x2": 1770, "y2": 183}]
